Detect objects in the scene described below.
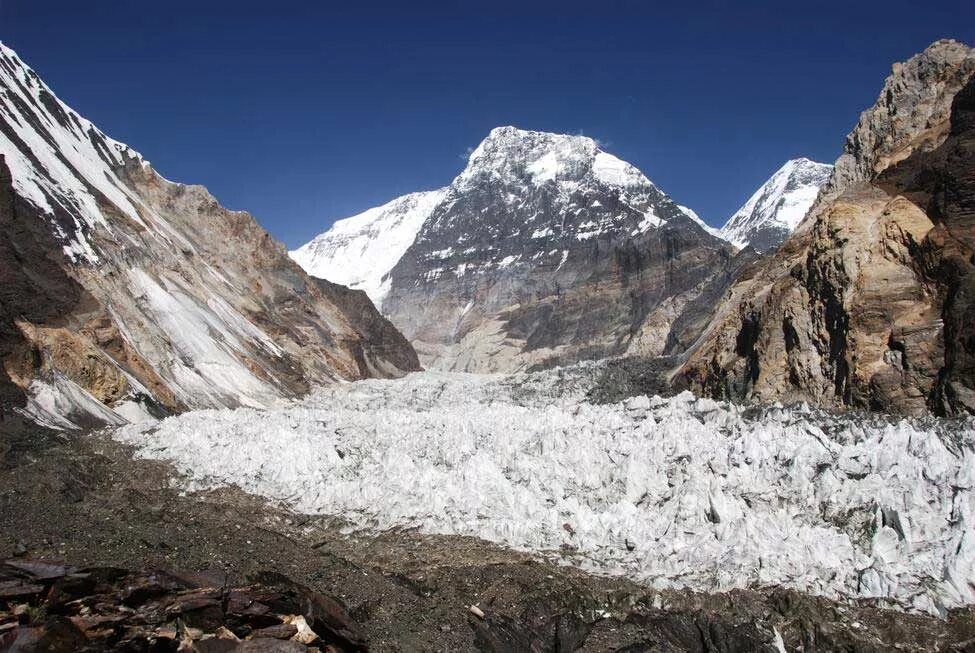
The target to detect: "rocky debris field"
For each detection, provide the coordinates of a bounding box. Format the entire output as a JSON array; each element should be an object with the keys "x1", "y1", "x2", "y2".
[
  {"x1": 1, "y1": 414, "x2": 975, "y2": 650},
  {"x1": 0, "y1": 560, "x2": 366, "y2": 651}
]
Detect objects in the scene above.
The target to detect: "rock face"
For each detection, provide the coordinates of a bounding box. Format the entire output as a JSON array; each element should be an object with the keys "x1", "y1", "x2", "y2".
[
  {"x1": 0, "y1": 43, "x2": 419, "y2": 429},
  {"x1": 719, "y1": 158, "x2": 832, "y2": 253},
  {"x1": 296, "y1": 126, "x2": 742, "y2": 372},
  {"x1": 679, "y1": 39, "x2": 975, "y2": 416}
]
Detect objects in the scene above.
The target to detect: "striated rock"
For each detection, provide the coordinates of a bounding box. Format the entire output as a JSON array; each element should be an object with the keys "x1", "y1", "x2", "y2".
[
  {"x1": 679, "y1": 39, "x2": 975, "y2": 416},
  {"x1": 0, "y1": 43, "x2": 419, "y2": 429}
]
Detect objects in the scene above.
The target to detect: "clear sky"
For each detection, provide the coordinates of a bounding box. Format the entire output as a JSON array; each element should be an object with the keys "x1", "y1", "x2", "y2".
[{"x1": 2, "y1": 0, "x2": 970, "y2": 247}]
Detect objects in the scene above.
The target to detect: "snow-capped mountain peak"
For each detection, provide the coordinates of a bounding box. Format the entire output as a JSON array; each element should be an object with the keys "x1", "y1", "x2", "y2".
[
  {"x1": 292, "y1": 125, "x2": 707, "y2": 312},
  {"x1": 457, "y1": 126, "x2": 656, "y2": 193},
  {"x1": 289, "y1": 188, "x2": 447, "y2": 306},
  {"x1": 720, "y1": 158, "x2": 832, "y2": 253},
  {"x1": 293, "y1": 125, "x2": 737, "y2": 371}
]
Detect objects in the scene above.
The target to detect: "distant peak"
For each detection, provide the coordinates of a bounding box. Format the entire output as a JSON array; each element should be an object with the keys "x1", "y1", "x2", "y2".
[
  {"x1": 487, "y1": 125, "x2": 527, "y2": 138},
  {"x1": 783, "y1": 157, "x2": 829, "y2": 169},
  {"x1": 769, "y1": 158, "x2": 832, "y2": 183},
  {"x1": 720, "y1": 157, "x2": 832, "y2": 253},
  {"x1": 485, "y1": 125, "x2": 573, "y2": 139}
]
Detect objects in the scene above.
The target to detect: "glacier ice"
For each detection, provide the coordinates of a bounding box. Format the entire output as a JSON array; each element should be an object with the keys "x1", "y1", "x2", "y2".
[{"x1": 112, "y1": 370, "x2": 975, "y2": 614}]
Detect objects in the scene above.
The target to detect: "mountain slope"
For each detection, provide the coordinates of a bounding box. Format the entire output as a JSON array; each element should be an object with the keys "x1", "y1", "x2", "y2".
[
  {"x1": 296, "y1": 126, "x2": 743, "y2": 372},
  {"x1": 0, "y1": 42, "x2": 419, "y2": 429},
  {"x1": 290, "y1": 188, "x2": 446, "y2": 307},
  {"x1": 679, "y1": 39, "x2": 975, "y2": 416},
  {"x1": 719, "y1": 158, "x2": 832, "y2": 253}
]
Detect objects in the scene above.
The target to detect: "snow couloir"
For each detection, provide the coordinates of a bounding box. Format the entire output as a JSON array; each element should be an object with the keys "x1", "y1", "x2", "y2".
[{"x1": 113, "y1": 369, "x2": 975, "y2": 616}]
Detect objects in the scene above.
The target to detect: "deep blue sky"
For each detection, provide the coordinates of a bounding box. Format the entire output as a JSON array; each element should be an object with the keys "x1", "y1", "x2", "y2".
[{"x1": 1, "y1": 1, "x2": 970, "y2": 247}]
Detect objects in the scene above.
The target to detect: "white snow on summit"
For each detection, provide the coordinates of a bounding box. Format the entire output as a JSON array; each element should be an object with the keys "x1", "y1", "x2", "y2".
[
  {"x1": 456, "y1": 126, "x2": 660, "y2": 196},
  {"x1": 116, "y1": 369, "x2": 975, "y2": 615},
  {"x1": 720, "y1": 158, "x2": 832, "y2": 252},
  {"x1": 292, "y1": 126, "x2": 719, "y2": 301},
  {"x1": 290, "y1": 189, "x2": 446, "y2": 307}
]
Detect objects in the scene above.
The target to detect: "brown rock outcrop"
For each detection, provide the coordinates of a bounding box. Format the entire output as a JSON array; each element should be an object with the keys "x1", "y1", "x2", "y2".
[
  {"x1": 0, "y1": 561, "x2": 368, "y2": 651},
  {"x1": 679, "y1": 40, "x2": 975, "y2": 416}
]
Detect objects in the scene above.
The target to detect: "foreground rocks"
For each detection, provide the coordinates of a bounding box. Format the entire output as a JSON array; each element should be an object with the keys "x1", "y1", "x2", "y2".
[
  {"x1": 0, "y1": 561, "x2": 367, "y2": 652},
  {"x1": 5, "y1": 556, "x2": 973, "y2": 653}
]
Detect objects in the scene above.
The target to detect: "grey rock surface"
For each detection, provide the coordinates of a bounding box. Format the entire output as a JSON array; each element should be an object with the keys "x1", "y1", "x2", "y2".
[{"x1": 303, "y1": 126, "x2": 743, "y2": 373}]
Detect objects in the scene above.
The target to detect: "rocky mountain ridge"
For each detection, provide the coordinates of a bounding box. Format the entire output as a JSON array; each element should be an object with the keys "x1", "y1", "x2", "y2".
[
  {"x1": 679, "y1": 39, "x2": 975, "y2": 416},
  {"x1": 0, "y1": 42, "x2": 419, "y2": 429}
]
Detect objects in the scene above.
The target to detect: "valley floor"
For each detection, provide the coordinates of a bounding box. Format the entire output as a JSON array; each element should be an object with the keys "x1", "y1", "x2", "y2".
[{"x1": 2, "y1": 366, "x2": 975, "y2": 651}]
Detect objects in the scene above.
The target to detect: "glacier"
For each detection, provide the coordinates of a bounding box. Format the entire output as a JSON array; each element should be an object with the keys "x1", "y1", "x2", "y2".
[{"x1": 113, "y1": 369, "x2": 975, "y2": 616}]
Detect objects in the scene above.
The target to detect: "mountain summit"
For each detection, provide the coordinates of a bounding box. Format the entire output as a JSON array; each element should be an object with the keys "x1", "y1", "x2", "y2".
[
  {"x1": 720, "y1": 158, "x2": 832, "y2": 253},
  {"x1": 292, "y1": 126, "x2": 690, "y2": 309},
  {"x1": 295, "y1": 126, "x2": 746, "y2": 372},
  {"x1": 290, "y1": 189, "x2": 447, "y2": 306}
]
